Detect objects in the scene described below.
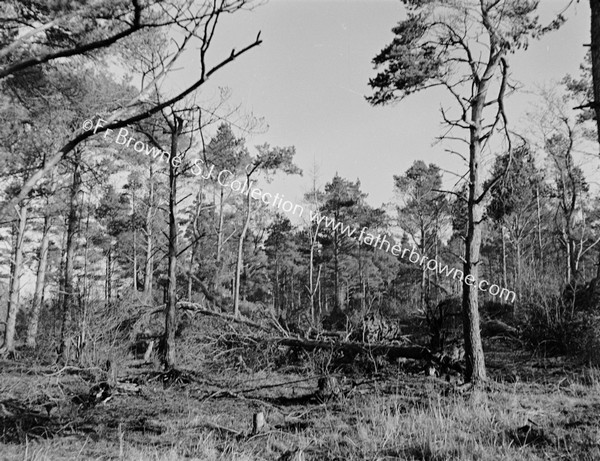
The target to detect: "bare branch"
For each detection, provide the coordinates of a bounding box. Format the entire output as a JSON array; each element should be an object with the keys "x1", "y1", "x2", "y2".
[
  {"x1": 0, "y1": 0, "x2": 143, "y2": 79},
  {"x1": 0, "y1": 34, "x2": 263, "y2": 219}
]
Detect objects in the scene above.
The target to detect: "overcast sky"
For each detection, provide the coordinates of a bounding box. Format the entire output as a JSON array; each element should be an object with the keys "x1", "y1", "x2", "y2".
[{"x1": 174, "y1": 0, "x2": 593, "y2": 210}]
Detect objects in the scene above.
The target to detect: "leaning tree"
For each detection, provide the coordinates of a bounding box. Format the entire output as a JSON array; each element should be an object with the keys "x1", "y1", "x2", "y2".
[
  {"x1": 367, "y1": 0, "x2": 564, "y2": 384},
  {"x1": 0, "y1": 0, "x2": 263, "y2": 220}
]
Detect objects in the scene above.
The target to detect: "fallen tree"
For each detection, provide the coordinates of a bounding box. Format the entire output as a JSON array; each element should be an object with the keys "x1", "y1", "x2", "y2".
[
  {"x1": 265, "y1": 336, "x2": 466, "y2": 377},
  {"x1": 134, "y1": 304, "x2": 464, "y2": 375},
  {"x1": 177, "y1": 301, "x2": 271, "y2": 332},
  {"x1": 271, "y1": 337, "x2": 434, "y2": 362}
]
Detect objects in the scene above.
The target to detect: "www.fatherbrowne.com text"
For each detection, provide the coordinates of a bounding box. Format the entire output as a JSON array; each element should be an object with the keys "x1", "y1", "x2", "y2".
[
  {"x1": 195, "y1": 152, "x2": 517, "y2": 303},
  {"x1": 84, "y1": 118, "x2": 516, "y2": 303},
  {"x1": 307, "y1": 211, "x2": 516, "y2": 303}
]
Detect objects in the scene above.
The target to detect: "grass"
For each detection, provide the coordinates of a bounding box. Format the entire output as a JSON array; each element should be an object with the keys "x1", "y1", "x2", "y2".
[{"x1": 2, "y1": 323, "x2": 600, "y2": 460}]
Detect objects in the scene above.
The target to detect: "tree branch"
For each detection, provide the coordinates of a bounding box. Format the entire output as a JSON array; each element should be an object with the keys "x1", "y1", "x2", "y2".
[
  {"x1": 0, "y1": 36, "x2": 263, "y2": 219},
  {"x1": 0, "y1": 0, "x2": 143, "y2": 79}
]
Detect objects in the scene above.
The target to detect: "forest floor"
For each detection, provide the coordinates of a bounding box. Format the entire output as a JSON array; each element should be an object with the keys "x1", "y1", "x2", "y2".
[{"x1": 1, "y1": 328, "x2": 600, "y2": 460}]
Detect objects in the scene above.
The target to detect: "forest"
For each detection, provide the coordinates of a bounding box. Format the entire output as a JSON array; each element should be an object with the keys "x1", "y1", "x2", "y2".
[{"x1": 2, "y1": 1, "x2": 600, "y2": 460}]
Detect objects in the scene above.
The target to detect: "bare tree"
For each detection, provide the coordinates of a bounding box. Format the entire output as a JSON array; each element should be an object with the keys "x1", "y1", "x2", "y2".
[
  {"x1": 531, "y1": 89, "x2": 599, "y2": 285},
  {"x1": 0, "y1": 203, "x2": 27, "y2": 355},
  {"x1": 57, "y1": 149, "x2": 83, "y2": 364},
  {"x1": 26, "y1": 185, "x2": 54, "y2": 347},
  {"x1": 163, "y1": 115, "x2": 186, "y2": 369},
  {"x1": 0, "y1": 0, "x2": 148, "y2": 79},
  {"x1": 589, "y1": 0, "x2": 600, "y2": 146},
  {"x1": 233, "y1": 145, "x2": 301, "y2": 317},
  {"x1": 142, "y1": 162, "x2": 158, "y2": 302},
  {"x1": 367, "y1": 0, "x2": 562, "y2": 384},
  {"x1": 0, "y1": 0, "x2": 263, "y2": 220},
  {"x1": 303, "y1": 161, "x2": 324, "y2": 324}
]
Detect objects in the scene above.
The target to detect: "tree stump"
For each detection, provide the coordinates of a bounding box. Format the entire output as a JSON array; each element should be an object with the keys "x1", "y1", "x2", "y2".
[
  {"x1": 317, "y1": 376, "x2": 340, "y2": 400},
  {"x1": 143, "y1": 340, "x2": 154, "y2": 362},
  {"x1": 252, "y1": 411, "x2": 266, "y2": 434}
]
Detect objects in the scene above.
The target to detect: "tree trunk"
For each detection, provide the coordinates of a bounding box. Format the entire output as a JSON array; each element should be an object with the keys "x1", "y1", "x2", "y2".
[
  {"x1": 82, "y1": 200, "x2": 91, "y2": 308},
  {"x1": 420, "y1": 224, "x2": 426, "y2": 311},
  {"x1": 308, "y1": 225, "x2": 316, "y2": 323},
  {"x1": 536, "y1": 186, "x2": 544, "y2": 271},
  {"x1": 333, "y1": 221, "x2": 342, "y2": 313},
  {"x1": 106, "y1": 249, "x2": 113, "y2": 307},
  {"x1": 291, "y1": 273, "x2": 295, "y2": 311},
  {"x1": 501, "y1": 225, "x2": 507, "y2": 288},
  {"x1": 359, "y1": 252, "x2": 365, "y2": 313},
  {"x1": 234, "y1": 175, "x2": 252, "y2": 318},
  {"x1": 187, "y1": 245, "x2": 195, "y2": 300},
  {"x1": 463, "y1": 166, "x2": 486, "y2": 383},
  {"x1": 187, "y1": 186, "x2": 203, "y2": 301},
  {"x1": 143, "y1": 237, "x2": 153, "y2": 300},
  {"x1": 0, "y1": 223, "x2": 15, "y2": 340},
  {"x1": 590, "y1": 0, "x2": 600, "y2": 147},
  {"x1": 143, "y1": 164, "x2": 155, "y2": 302},
  {"x1": 1, "y1": 204, "x2": 27, "y2": 354},
  {"x1": 58, "y1": 152, "x2": 82, "y2": 364},
  {"x1": 27, "y1": 214, "x2": 51, "y2": 347},
  {"x1": 162, "y1": 117, "x2": 184, "y2": 369},
  {"x1": 564, "y1": 227, "x2": 572, "y2": 284},
  {"x1": 462, "y1": 64, "x2": 499, "y2": 383},
  {"x1": 131, "y1": 189, "x2": 137, "y2": 292},
  {"x1": 213, "y1": 186, "x2": 225, "y2": 293},
  {"x1": 56, "y1": 228, "x2": 67, "y2": 327},
  {"x1": 434, "y1": 223, "x2": 439, "y2": 305},
  {"x1": 317, "y1": 264, "x2": 323, "y2": 319},
  {"x1": 274, "y1": 261, "x2": 280, "y2": 317},
  {"x1": 274, "y1": 337, "x2": 435, "y2": 363},
  {"x1": 305, "y1": 219, "x2": 322, "y2": 324},
  {"x1": 516, "y1": 239, "x2": 522, "y2": 294}
]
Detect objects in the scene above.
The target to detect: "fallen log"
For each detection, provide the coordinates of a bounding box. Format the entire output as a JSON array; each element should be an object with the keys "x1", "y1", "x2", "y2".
[
  {"x1": 177, "y1": 301, "x2": 272, "y2": 332},
  {"x1": 272, "y1": 337, "x2": 434, "y2": 362},
  {"x1": 481, "y1": 319, "x2": 519, "y2": 338}
]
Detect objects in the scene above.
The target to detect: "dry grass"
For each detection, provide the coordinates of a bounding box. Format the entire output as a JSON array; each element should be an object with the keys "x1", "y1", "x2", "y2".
[
  {"x1": 2, "y1": 319, "x2": 600, "y2": 460},
  {"x1": 2, "y1": 362, "x2": 600, "y2": 460}
]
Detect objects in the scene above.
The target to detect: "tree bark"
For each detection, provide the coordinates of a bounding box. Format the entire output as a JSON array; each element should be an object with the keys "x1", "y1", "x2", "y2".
[
  {"x1": 590, "y1": 0, "x2": 600, "y2": 147},
  {"x1": 333, "y1": 214, "x2": 342, "y2": 314},
  {"x1": 434, "y1": 221, "x2": 439, "y2": 305},
  {"x1": 1, "y1": 204, "x2": 27, "y2": 354},
  {"x1": 233, "y1": 174, "x2": 252, "y2": 318},
  {"x1": 274, "y1": 261, "x2": 280, "y2": 317},
  {"x1": 536, "y1": 186, "x2": 544, "y2": 272},
  {"x1": 308, "y1": 224, "x2": 318, "y2": 323},
  {"x1": 0, "y1": 35, "x2": 262, "y2": 222},
  {"x1": 162, "y1": 117, "x2": 184, "y2": 369},
  {"x1": 420, "y1": 223, "x2": 426, "y2": 311},
  {"x1": 213, "y1": 186, "x2": 225, "y2": 293},
  {"x1": 187, "y1": 186, "x2": 203, "y2": 300},
  {"x1": 462, "y1": 55, "x2": 503, "y2": 383},
  {"x1": 106, "y1": 248, "x2": 113, "y2": 307},
  {"x1": 82, "y1": 199, "x2": 91, "y2": 308},
  {"x1": 274, "y1": 337, "x2": 434, "y2": 363},
  {"x1": 501, "y1": 225, "x2": 507, "y2": 288},
  {"x1": 563, "y1": 226, "x2": 572, "y2": 284},
  {"x1": 58, "y1": 151, "x2": 82, "y2": 364},
  {"x1": 143, "y1": 162, "x2": 155, "y2": 301},
  {"x1": 26, "y1": 214, "x2": 51, "y2": 347},
  {"x1": 132, "y1": 189, "x2": 137, "y2": 292},
  {"x1": 187, "y1": 245, "x2": 196, "y2": 300},
  {"x1": 516, "y1": 239, "x2": 522, "y2": 295}
]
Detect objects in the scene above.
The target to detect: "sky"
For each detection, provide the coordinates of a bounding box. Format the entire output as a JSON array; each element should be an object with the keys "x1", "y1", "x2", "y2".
[{"x1": 172, "y1": 0, "x2": 594, "y2": 211}]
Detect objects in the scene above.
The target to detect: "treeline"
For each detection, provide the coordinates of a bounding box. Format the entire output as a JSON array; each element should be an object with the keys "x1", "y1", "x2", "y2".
[
  {"x1": 2, "y1": 82, "x2": 600, "y2": 366},
  {"x1": 3, "y1": 0, "x2": 600, "y2": 378}
]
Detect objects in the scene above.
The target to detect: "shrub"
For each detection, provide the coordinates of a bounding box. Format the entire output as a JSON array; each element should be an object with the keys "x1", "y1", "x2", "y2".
[{"x1": 520, "y1": 290, "x2": 600, "y2": 364}]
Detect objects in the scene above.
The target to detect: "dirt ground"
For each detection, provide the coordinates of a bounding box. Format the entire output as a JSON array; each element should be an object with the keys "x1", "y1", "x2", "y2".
[{"x1": 2, "y1": 333, "x2": 600, "y2": 460}]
